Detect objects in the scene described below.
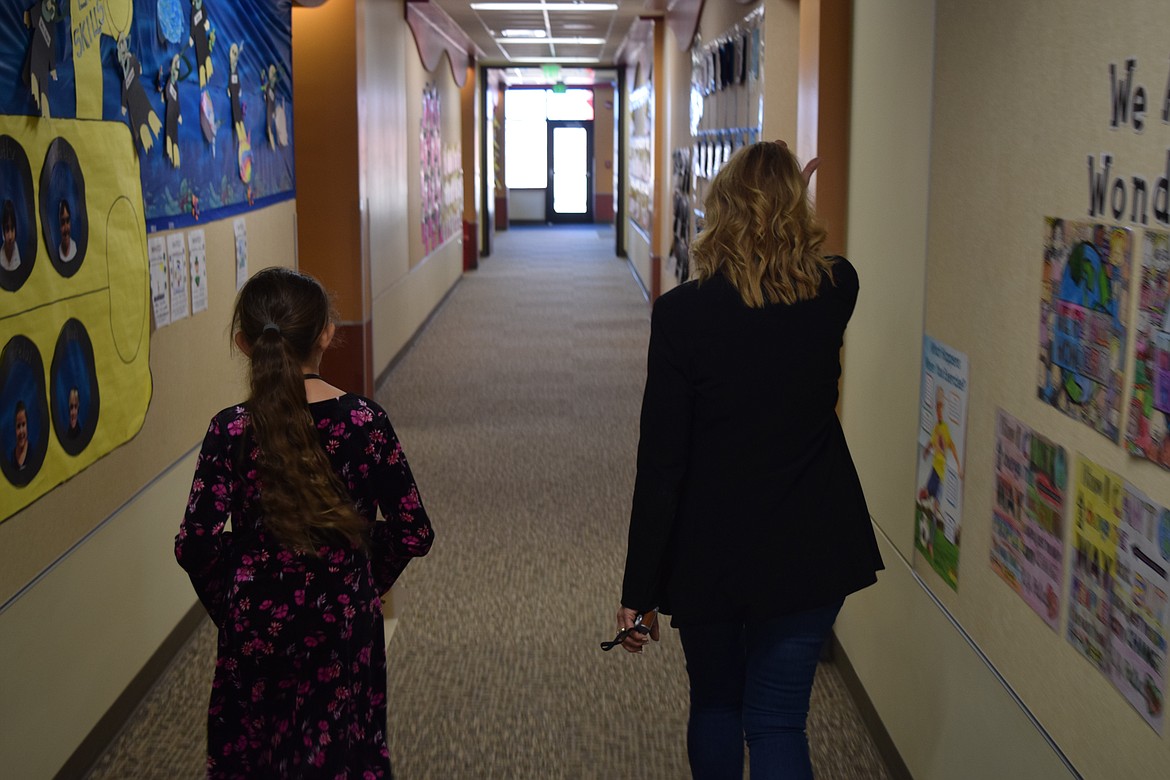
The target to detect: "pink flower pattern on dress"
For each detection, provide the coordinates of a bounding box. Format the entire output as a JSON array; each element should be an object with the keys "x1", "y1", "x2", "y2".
[{"x1": 176, "y1": 394, "x2": 433, "y2": 778}]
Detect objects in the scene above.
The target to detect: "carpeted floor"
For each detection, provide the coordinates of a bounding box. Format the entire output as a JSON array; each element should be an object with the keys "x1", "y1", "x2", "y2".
[{"x1": 84, "y1": 225, "x2": 891, "y2": 779}]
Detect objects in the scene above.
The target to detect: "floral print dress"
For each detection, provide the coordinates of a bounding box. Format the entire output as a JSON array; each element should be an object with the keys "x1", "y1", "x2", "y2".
[{"x1": 176, "y1": 394, "x2": 433, "y2": 779}]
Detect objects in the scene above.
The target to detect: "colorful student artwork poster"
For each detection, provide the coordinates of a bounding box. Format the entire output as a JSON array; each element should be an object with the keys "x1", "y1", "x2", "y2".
[
  {"x1": 1125, "y1": 229, "x2": 1170, "y2": 470},
  {"x1": 1068, "y1": 456, "x2": 1123, "y2": 674},
  {"x1": 0, "y1": 0, "x2": 296, "y2": 233},
  {"x1": 1112, "y1": 484, "x2": 1169, "y2": 732},
  {"x1": 914, "y1": 336, "x2": 970, "y2": 590},
  {"x1": 1038, "y1": 218, "x2": 1133, "y2": 442},
  {"x1": 989, "y1": 410, "x2": 1068, "y2": 630}
]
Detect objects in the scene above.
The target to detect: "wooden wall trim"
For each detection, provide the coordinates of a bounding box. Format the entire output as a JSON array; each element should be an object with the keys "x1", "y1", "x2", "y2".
[{"x1": 404, "y1": 0, "x2": 481, "y2": 87}]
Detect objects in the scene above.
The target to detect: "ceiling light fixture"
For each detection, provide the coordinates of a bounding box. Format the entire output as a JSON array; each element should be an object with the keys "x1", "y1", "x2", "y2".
[
  {"x1": 498, "y1": 37, "x2": 606, "y2": 45},
  {"x1": 507, "y1": 56, "x2": 602, "y2": 64},
  {"x1": 499, "y1": 29, "x2": 548, "y2": 38},
  {"x1": 471, "y1": 3, "x2": 619, "y2": 11}
]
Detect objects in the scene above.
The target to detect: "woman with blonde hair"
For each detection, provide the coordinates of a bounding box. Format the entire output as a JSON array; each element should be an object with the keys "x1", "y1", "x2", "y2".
[
  {"x1": 614, "y1": 141, "x2": 883, "y2": 779},
  {"x1": 177, "y1": 266, "x2": 433, "y2": 778}
]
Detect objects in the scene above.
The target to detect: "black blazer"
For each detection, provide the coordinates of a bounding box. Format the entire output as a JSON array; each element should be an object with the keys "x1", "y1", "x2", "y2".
[{"x1": 622, "y1": 257, "x2": 883, "y2": 627}]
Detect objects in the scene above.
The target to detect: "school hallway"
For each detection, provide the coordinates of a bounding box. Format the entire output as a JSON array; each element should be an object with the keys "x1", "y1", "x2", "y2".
[{"x1": 83, "y1": 224, "x2": 892, "y2": 779}]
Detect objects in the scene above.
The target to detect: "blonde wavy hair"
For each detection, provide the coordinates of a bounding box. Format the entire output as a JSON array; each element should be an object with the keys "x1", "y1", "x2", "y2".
[{"x1": 690, "y1": 141, "x2": 831, "y2": 307}]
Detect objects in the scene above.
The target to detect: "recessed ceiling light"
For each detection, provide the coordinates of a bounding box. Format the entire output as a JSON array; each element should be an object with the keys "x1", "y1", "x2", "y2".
[
  {"x1": 508, "y1": 56, "x2": 602, "y2": 64},
  {"x1": 500, "y1": 37, "x2": 606, "y2": 45},
  {"x1": 500, "y1": 29, "x2": 548, "y2": 38},
  {"x1": 471, "y1": 3, "x2": 619, "y2": 11}
]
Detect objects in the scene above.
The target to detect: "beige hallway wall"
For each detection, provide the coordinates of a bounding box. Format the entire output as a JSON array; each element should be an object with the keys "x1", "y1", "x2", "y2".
[{"x1": 839, "y1": 0, "x2": 1170, "y2": 776}]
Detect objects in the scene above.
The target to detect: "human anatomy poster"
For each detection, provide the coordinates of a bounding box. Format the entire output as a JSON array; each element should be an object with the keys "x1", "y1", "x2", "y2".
[
  {"x1": 990, "y1": 410, "x2": 1068, "y2": 630},
  {"x1": 1125, "y1": 228, "x2": 1170, "y2": 469},
  {"x1": 0, "y1": 115, "x2": 151, "y2": 520},
  {"x1": 914, "y1": 336, "x2": 970, "y2": 590},
  {"x1": 1039, "y1": 218, "x2": 1133, "y2": 442}
]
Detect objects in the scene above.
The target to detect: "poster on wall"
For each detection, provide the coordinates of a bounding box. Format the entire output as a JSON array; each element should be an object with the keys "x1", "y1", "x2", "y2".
[
  {"x1": 148, "y1": 232, "x2": 169, "y2": 328},
  {"x1": 1125, "y1": 228, "x2": 1170, "y2": 469},
  {"x1": 188, "y1": 227, "x2": 207, "y2": 314},
  {"x1": 1038, "y1": 218, "x2": 1133, "y2": 442},
  {"x1": 1113, "y1": 483, "x2": 1169, "y2": 732},
  {"x1": 628, "y1": 82, "x2": 652, "y2": 234},
  {"x1": 913, "y1": 336, "x2": 970, "y2": 590},
  {"x1": 166, "y1": 231, "x2": 188, "y2": 321},
  {"x1": 989, "y1": 410, "x2": 1068, "y2": 630},
  {"x1": 420, "y1": 82, "x2": 441, "y2": 254},
  {"x1": 1068, "y1": 456, "x2": 1169, "y2": 732},
  {"x1": 233, "y1": 215, "x2": 247, "y2": 289},
  {"x1": 0, "y1": 0, "x2": 296, "y2": 233},
  {"x1": 1068, "y1": 456, "x2": 1123, "y2": 674}
]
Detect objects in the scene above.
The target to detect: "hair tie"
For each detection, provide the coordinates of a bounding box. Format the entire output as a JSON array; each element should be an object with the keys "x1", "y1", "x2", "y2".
[{"x1": 262, "y1": 322, "x2": 281, "y2": 335}]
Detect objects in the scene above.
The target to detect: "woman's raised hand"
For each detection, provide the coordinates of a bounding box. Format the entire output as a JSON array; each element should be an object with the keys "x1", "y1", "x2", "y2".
[{"x1": 773, "y1": 139, "x2": 820, "y2": 186}]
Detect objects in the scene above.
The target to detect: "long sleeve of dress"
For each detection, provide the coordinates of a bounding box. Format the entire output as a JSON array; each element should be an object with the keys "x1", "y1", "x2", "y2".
[
  {"x1": 368, "y1": 416, "x2": 434, "y2": 594},
  {"x1": 621, "y1": 299, "x2": 694, "y2": 612},
  {"x1": 175, "y1": 414, "x2": 239, "y2": 627}
]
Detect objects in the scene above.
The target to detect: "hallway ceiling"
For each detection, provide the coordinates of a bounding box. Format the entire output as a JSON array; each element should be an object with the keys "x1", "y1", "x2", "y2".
[{"x1": 427, "y1": 0, "x2": 643, "y2": 66}]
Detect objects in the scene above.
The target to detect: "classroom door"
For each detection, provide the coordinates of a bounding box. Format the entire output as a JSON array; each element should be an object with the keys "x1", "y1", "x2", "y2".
[{"x1": 546, "y1": 120, "x2": 593, "y2": 223}]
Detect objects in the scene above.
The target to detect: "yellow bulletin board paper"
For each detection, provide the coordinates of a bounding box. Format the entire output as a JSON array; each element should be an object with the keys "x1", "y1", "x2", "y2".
[{"x1": 0, "y1": 115, "x2": 151, "y2": 521}]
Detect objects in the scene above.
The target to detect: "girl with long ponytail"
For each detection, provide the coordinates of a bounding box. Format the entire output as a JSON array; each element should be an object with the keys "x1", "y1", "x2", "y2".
[{"x1": 176, "y1": 266, "x2": 433, "y2": 778}]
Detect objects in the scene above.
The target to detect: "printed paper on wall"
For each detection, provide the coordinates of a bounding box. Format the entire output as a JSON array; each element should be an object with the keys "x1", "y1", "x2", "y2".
[
  {"x1": 1039, "y1": 218, "x2": 1133, "y2": 442},
  {"x1": 233, "y1": 216, "x2": 247, "y2": 290},
  {"x1": 990, "y1": 410, "x2": 1068, "y2": 630},
  {"x1": 188, "y1": 228, "x2": 207, "y2": 314},
  {"x1": 1068, "y1": 456, "x2": 1123, "y2": 673},
  {"x1": 148, "y1": 233, "x2": 169, "y2": 328},
  {"x1": 166, "y1": 231, "x2": 188, "y2": 322},
  {"x1": 1125, "y1": 228, "x2": 1170, "y2": 469},
  {"x1": 1112, "y1": 484, "x2": 1169, "y2": 732},
  {"x1": 914, "y1": 336, "x2": 970, "y2": 590}
]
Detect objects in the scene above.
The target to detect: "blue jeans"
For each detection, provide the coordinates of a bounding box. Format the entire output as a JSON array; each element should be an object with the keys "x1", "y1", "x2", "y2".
[{"x1": 678, "y1": 600, "x2": 844, "y2": 780}]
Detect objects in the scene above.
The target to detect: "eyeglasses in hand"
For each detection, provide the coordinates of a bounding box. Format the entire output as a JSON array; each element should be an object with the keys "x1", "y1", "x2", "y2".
[{"x1": 600, "y1": 612, "x2": 654, "y2": 651}]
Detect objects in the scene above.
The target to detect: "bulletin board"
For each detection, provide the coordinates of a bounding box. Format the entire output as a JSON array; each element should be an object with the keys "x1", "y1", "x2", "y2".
[
  {"x1": 627, "y1": 71, "x2": 652, "y2": 236},
  {"x1": 0, "y1": 0, "x2": 298, "y2": 524},
  {"x1": 0, "y1": 0, "x2": 296, "y2": 233},
  {"x1": 0, "y1": 0, "x2": 300, "y2": 600},
  {"x1": 0, "y1": 114, "x2": 151, "y2": 522},
  {"x1": 913, "y1": 0, "x2": 1170, "y2": 775},
  {"x1": 679, "y1": 7, "x2": 765, "y2": 282}
]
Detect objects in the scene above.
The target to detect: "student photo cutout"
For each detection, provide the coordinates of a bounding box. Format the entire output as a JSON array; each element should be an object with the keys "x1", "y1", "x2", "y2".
[{"x1": 0, "y1": 135, "x2": 37, "y2": 292}]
